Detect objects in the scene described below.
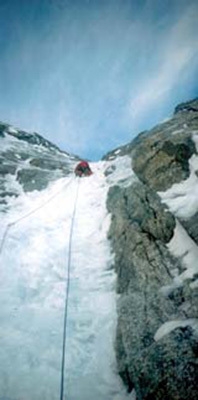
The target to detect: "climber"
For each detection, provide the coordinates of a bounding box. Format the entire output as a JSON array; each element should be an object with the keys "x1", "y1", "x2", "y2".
[{"x1": 74, "y1": 160, "x2": 93, "y2": 177}]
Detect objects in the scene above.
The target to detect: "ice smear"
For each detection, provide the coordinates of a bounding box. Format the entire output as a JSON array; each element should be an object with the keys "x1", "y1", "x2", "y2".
[
  {"x1": 114, "y1": 149, "x2": 121, "y2": 154},
  {"x1": 159, "y1": 155, "x2": 198, "y2": 219},
  {"x1": 160, "y1": 219, "x2": 198, "y2": 299},
  {"x1": 7, "y1": 126, "x2": 18, "y2": 134},
  {"x1": 0, "y1": 162, "x2": 132, "y2": 400},
  {"x1": 168, "y1": 220, "x2": 198, "y2": 282},
  {"x1": 171, "y1": 128, "x2": 184, "y2": 135},
  {"x1": 104, "y1": 155, "x2": 136, "y2": 187},
  {"x1": 154, "y1": 319, "x2": 198, "y2": 342},
  {"x1": 158, "y1": 149, "x2": 198, "y2": 286},
  {"x1": 159, "y1": 219, "x2": 198, "y2": 312},
  {"x1": 156, "y1": 151, "x2": 198, "y2": 343}
]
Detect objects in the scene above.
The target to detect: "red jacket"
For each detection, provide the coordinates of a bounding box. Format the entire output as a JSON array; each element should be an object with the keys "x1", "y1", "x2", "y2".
[
  {"x1": 78, "y1": 161, "x2": 89, "y2": 169},
  {"x1": 75, "y1": 161, "x2": 92, "y2": 176}
]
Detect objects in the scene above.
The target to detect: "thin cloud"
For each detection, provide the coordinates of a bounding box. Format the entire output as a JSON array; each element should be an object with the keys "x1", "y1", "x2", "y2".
[
  {"x1": 129, "y1": 4, "x2": 198, "y2": 123},
  {"x1": 0, "y1": 1, "x2": 198, "y2": 159}
]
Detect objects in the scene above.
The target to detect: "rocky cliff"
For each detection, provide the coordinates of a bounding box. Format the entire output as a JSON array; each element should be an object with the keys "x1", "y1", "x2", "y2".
[{"x1": 106, "y1": 98, "x2": 198, "y2": 399}]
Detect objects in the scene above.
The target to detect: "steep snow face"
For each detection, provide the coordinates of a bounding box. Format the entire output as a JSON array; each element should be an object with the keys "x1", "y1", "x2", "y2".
[{"x1": 0, "y1": 157, "x2": 133, "y2": 400}]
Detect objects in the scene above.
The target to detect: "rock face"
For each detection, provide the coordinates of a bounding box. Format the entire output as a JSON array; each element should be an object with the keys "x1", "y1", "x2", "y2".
[
  {"x1": 106, "y1": 99, "x2": 198, "y2": 399},
  {"x1": 105, "y1": 99, "x2": 198, "y2": 192},
  {"x1": 0, "y1": 122, "x2": 79, "y2": 209}
]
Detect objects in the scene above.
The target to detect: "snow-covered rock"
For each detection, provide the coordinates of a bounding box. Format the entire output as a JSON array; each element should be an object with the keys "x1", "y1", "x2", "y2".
[
  {"x1": 0, "y1": 123, "x2": 79, "y2": 210},
  {"x1": 106, "y1": 98, "x2": 198, "y2": 400}
]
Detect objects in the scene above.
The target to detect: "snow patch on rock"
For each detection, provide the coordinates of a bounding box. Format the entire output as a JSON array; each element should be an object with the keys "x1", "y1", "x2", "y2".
[{"x1": 154, "y1": 319, "x2": 198, "y2": 342}]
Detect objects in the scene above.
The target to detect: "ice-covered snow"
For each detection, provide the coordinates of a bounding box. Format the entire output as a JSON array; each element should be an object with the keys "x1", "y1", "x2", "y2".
[
  {"x1": 159, "y1": 155, "x2": 198, "y2": 219},
  {"x1": 171, "y1": 128, "x2": 185, "y2": 135},
  {"x1": 0, "y1": 132, "x2": 20, "y2": 151},
  {"x1": 7, "y1": 126, "x2": 18, "y2": 134},
  {"x1": 0, "y1": 161, "x2": 133, "y2": 400},
  {"x1": 114, "y1": 149, "x2": 121, "y2": 155},
  {"x1": 104, "y1": 155, "x2": 136, "y2": 187},
  {"x1": 168, "y1": 220, "x2": 198, "y2": 282}
]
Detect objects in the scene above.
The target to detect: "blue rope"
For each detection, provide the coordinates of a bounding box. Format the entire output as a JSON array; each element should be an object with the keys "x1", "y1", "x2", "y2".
[
  {"x1": 0, "y1": 175, "x2": 80, "y2": 400},
  {"x1": 0, "y1": 178, "x2": 74, "y2": 255},
  {"x1": 60, "y1": 177, "x2": 80, "y2": 400}
]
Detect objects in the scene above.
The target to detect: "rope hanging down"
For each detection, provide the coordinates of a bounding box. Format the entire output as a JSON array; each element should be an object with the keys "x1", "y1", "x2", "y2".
[
  {"x1": 0, "y1": 177, "x2": 74, "y2": 255},
  {"x1": 60, "y1": 177, "x2": 80, "y2": 400},
  {"x1": 0, "y1": 174, "x2": 81, "y2": 400}
]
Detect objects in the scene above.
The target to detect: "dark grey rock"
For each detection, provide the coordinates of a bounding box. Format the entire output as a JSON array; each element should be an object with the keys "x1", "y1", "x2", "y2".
[
  {"x1": 0, "y1": 191, "x2": 18, "y2": 198},
  {"x1": 107, "y1": 181, "x2": 175, "y2": 244},
  {"x1": 131, "y1": 134, "x2": 196, "y2": 191},
  {"x1": 179, "y1": 212, "x2": 198, "y2": 245},
  {"x1": 1, "y1": 149, "x2": 30, "y2": 162},
  {"x1": 107, "y1": 176, "x2": 198, "y2": 398},
  {"x1": 17, "y1": 168, "x2": 59, "y2": 192},
  {"x1": 0, "y1": 164, "x2": 17, "y2": 175},
  {"x1": 103, "y1": 98, "x2": 198, "y2": 192},
  {"x1": 29, "y1": 157, "x2": 70, "y2": 174},
  {"x1": 140, "y1": 326, "x2": 198, "y2": 400},
  {"x1": 174, "y1": 98, "x2": 198, "y2": 114},
  {"x1": 0, "y1": 123, "x2": 8, "y2": 137}
]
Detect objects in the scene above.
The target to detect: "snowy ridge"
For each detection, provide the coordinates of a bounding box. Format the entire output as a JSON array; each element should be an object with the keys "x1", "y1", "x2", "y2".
[
  {"x1": 1, "y1": 122, "x2": 66, "y2": 154},
  {"x1": 0, "y1": 123, "x2": 79, "y2": 209},
  {"x1": 0, "y1": 157, "x2": 133, "y2": 400}
]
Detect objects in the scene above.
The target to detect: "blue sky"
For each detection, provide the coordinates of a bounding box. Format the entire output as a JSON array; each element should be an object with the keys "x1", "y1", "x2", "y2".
[{"x1": 0, "y1": 0, "x2": 198, "y2": 160}]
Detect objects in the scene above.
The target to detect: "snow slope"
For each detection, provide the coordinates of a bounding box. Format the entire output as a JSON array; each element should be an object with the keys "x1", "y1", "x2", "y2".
[{"x1": 0, "y1": 157, "x2": 133, "y2": 400}]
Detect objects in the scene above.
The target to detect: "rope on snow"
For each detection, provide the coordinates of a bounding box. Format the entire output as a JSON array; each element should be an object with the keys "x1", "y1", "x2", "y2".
[
  {"x1": 60, "y1": 177, "x2": 80, "y2": 400},
  {"x1": 0, "y1": 174, "x2": 81, "y2": 400},
  {"x1": 0, "y1": 177, "x2": 74, "y2": 255}
]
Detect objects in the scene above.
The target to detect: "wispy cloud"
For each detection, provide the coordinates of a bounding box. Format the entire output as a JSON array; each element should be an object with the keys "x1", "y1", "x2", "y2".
[
  {"x1": 0, "y1": 0, "x2": 198, "y2": 159},
  {"x1": 129, "y1": 4, "x2": 198, "y2": 124}
]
